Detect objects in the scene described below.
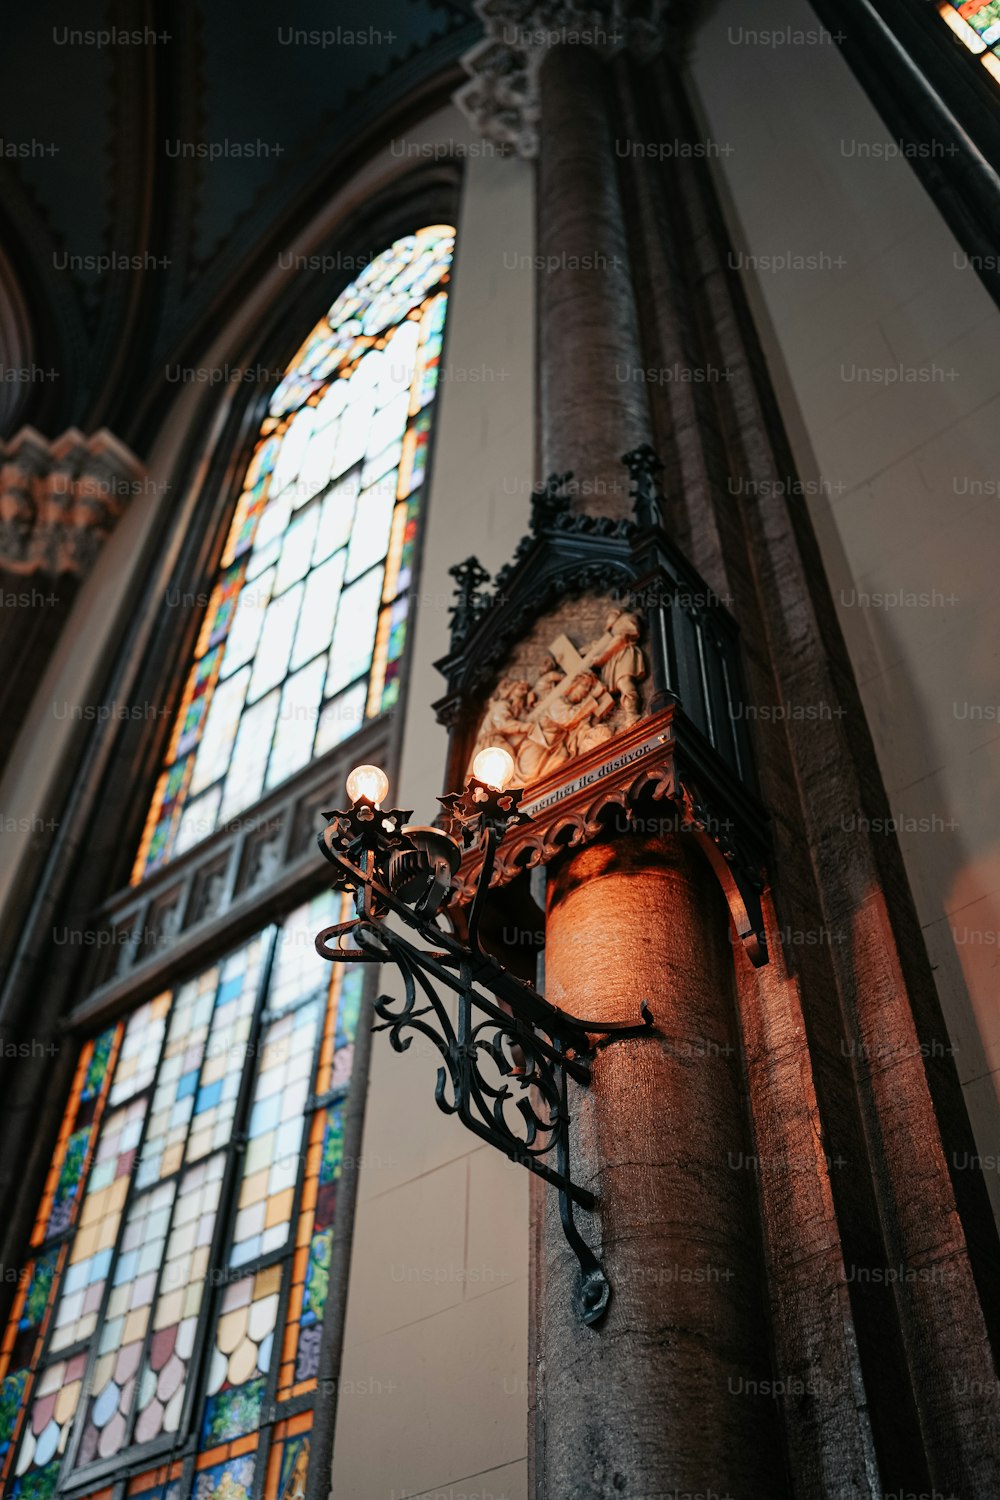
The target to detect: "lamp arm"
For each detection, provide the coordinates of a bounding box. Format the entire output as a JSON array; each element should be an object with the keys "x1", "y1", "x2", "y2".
[
  {"x1": 466, "y1": 824, "x2": 498, "y2": 962},
  {"x1": 314, "y1": 779, "x2": 657, "y2": 1327}
]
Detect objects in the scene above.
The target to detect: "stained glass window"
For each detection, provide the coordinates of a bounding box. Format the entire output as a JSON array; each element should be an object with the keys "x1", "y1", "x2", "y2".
[
  {"x1": 0, "y1": 895, "x2": 363, "y2": 1499},
  {"x1": 133, "y1": 224, "x2": 455, "y2": 883},
  {"x1": 937, "y1": 1, "x2": 1000, "y2": 83}
]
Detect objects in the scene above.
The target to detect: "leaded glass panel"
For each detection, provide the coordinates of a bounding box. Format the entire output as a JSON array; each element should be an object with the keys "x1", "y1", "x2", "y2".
[
  {"x1": 133, "y1": 225, "x2": 454, "y2": 882},
  {"x1": 0, "y1": 896, "x2": 359, "y2": 1498}
]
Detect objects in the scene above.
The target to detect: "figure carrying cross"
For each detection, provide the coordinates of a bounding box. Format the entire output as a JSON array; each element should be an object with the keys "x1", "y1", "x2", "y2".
[{"x1": 469, "y1": 609, "x2": 647, "y2": 784}]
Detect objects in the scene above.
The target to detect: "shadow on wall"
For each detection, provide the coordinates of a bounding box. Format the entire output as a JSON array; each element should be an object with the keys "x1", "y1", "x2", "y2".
[{"x1": 779, "y1": 410, "x2": 1000, "y2": 1220}]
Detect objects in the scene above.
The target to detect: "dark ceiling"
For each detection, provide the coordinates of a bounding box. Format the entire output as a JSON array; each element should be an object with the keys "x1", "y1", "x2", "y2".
[{"x1": 0, "y1": 0, "x2": 478, "y2": 446}]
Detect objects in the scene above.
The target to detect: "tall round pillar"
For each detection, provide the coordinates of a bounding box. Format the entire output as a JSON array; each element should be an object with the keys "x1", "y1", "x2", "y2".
[
  {"x1": 534, "y1": 833, "x2": 787, "y2": 1497},
  {"x1": 537, "y1": 46, "x2": 653, "y2": 513}
]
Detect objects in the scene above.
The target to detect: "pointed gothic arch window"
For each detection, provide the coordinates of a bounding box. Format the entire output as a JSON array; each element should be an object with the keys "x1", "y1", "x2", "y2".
[
  {"x1": 0, "y1": 222, "x2": 456, "y2": 1500},
  {"x1": 134, "y1": 223, "x2": 455, "y2": 883}
]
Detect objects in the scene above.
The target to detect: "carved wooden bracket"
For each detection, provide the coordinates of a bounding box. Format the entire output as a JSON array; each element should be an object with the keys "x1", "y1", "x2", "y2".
[{"x1": 450, "y1": 706, "x2": 770, "y2": 966}]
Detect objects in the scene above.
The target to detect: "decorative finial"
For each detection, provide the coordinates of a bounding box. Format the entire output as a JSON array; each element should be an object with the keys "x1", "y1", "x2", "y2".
[
  {"x1": 530, "y1": 472, "x2": 573, "y2": 533},
  {"x1": 448, "y1": 556, "x2": 492, "y2": 650},
  {"x1": 438, "y1": 777, "x2": 528, "y2": 848},
  {"x1": 622, "y1": 445, "x2": 665, "y2": 528}
]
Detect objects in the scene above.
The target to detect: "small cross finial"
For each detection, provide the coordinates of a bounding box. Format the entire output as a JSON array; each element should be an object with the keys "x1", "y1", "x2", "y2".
[{"x1": 448, "y1": 556, "x2": 492, "y2": 649}]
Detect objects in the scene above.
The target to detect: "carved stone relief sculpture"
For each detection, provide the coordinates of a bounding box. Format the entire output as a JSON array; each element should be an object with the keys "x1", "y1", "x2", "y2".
[{"x1": 470, "y1": 600, "x2": 647, "y2": 783}]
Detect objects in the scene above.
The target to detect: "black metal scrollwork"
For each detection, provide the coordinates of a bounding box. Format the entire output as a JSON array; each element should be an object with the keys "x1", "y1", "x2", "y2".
[{"x1": 314, "y1": 781, "x2": 653, "y2": 1325}]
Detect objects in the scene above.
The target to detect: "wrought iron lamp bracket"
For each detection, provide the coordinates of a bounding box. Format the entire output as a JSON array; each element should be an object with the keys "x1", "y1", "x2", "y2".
[{"x1": 315, "y1": 793, "x2": 653, "y2": 1325}]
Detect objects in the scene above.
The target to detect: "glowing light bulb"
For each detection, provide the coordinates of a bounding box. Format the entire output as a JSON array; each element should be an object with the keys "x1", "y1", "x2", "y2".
[
  {"x1": 472, "y1": 745, "x2": 516, "y2": 791},
  {"x1": 346, "y1": 764, "x2": 389, "y2": 805}
]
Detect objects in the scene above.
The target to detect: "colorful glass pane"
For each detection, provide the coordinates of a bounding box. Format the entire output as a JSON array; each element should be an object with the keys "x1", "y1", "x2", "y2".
[
  {"x1": 108, "y1": 996, "x2": 171, "y2": 1107},
  {"x1": 134, "y1": 968, "x2": 219, "y2": 1189},
  {"x1": 1, "y1": 1031, "x2": 121, "y2": 1492},
  {"x1": 290, "y1": 552, "x2": 345, "y2": 673},
  {"x1": 189, "y1": 669, "x2": 250, "y2": 799},
  {"x1": 132, "y1": 1156, "x2": 226, "y2": 1443},
  {"x1": 0, "y1": 1252, "x2": 57, "y2": 1466},
  {"x1": 303, "y1": 1103, "x2": 344, "y2": 1328},
  {"x1": 229, "y1": 1000, "x2": 322, "y2": 1268},
  {"x1": 0, "y1": 1369, "x2": 29, "y2": 1463},
  {"x1": 957, "y1": 0, "x2": 1000, "y2": 43},
  {"x1": 331, "y1": 969, "x2": 364, "y2": 1084},
  {"x1": 326, "y1": 569, "x2": 383, "y2": 699},
  {"x1": 3, "y1": 891, "x2": 363, "y2": 1493},
  {"x1": 202, "y1": 1265, "x2": 281, "y2": 1443},
  {"x1": 47, "y1": 1096, "x2": 146, "y2": 1353},
  {"x1": 246, "y1": 589, "x2": 303, "y2": 705},
  {"x1": 186, "y1": 944, "x2": 264, "y2": 1163},
  {"x1": 173, "y1": 647, "x2": 223, "y2": 762},
  {"x1": 80, "y1": 1032, "x2": 115, "y2": 1104},
  {"x1": 133, "y1": 224, "x2": 454, "y2": 883},
  {"x1": 267, "y1": 1426, "x2": 310, "y2": 1500},
  {"x1": 312, "y1": 473, "x2": 358, "y2": 564},
  {"x1": 220, "y1": 574, "x2": 273, "y2": 678},
  {"x1": 344, "y1": 472, "x2": 397, "y2": 583},
  {"x1": 265, "y1": 659, "x2": 326, "y2": 790},
  {"x1": 217, "y1": 690, "x2": 282, "y2": 824},
  {"x1": 45, "y1": 1132, "x2": 90, "y2": 1244},
  {"x1": 313, "y1": 683, "x2": 367, "y2": 757},
  {"x1": 174, "y1": 788, "x2": 223, "y2": 858},
  {"x1": 7, "y1": 940, "x2": 264, "y2": 1488},
  {"x1": 293, "y1": 1101, "x2": 344, "y2": 1386},
  {"x1": 10, "y1": 1345, "x2": 88, "y2": 1496},
  {"x1": 192, "y1": 1454, "x2": 255, "y2": 1500},
  {"x1": 196, "y1": 566, "x2": 246, "y2": 657},
  {"x1": 940, "y1": 1, "x2": 1000, "y2": 79},
  {"x1": 268, "y1": 897, "x2": 334, "y2": 1014},
  {"x1": 76, "y1": 1180, "x2": 177, "y2": 1466},
  {"x1": 127, "y1": 1463, "x2": 184, "y2": 1500}
]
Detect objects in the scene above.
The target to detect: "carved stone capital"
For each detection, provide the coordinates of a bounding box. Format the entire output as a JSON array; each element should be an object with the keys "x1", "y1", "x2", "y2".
[
  {"x1": 455, "y1": 0, "x2": 670, "y2": 158},
  {"x1": 0, "y1": 426, "x2": 145, "y2": 577}
]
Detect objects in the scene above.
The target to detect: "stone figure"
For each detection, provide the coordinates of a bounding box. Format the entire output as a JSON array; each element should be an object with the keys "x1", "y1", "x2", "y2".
[
  {"x1": 519, "y1": 670, "x2": 610, "y2": 779},
  {"x1": 532, "y1": 652, "x2": 563, "y2": 702},
  {"x1": 585, "y1": 608, "x2": 645, "y2": 725},
  {"x1": 472, "y1": 676, "x2": 536, "y2": 771},
  {"x1": 471, "y1": 610, "x2": 647, "y2": 783}
]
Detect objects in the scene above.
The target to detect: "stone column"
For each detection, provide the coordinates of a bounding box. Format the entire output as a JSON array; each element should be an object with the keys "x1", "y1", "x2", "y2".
[
  {"x1": 457, "y1": 8, "x2": 786, "y2": 1496},
  {"x1": 456, "y1": 2, "x2": 663, "y2": 515},
  {"x1": 535, "y1": 833, "x2": 786, "y2": 1496},
  {"x1": 536, "y1": 45, "x2": 652, "y2": 510}
]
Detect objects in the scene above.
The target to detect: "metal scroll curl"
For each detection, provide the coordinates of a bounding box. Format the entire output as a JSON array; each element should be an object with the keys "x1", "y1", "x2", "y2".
[{"x1": 314, "y1": 825, "x2": 652, "y2": 1324}]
